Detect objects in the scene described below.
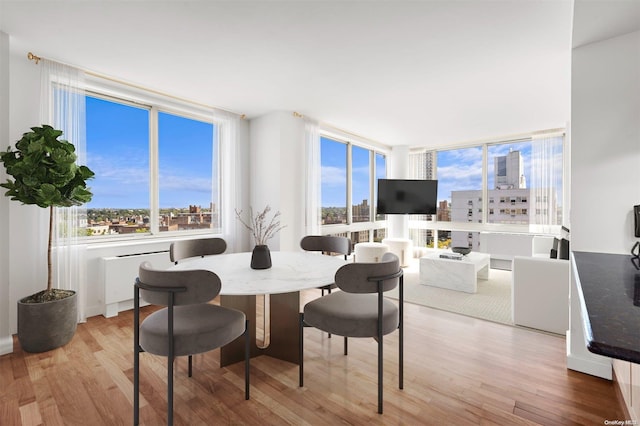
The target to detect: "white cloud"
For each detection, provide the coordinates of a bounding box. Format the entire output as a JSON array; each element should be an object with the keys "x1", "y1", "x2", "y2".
[
  {"x1": 159, "y1": 173, "x2": 211, "y2": 193},
  {"x1": 88, "y1": 152, "x2": 149, "y2": 185},
  {"x1": 321, "y1": 165, "x2": 346, "y2": 186}
]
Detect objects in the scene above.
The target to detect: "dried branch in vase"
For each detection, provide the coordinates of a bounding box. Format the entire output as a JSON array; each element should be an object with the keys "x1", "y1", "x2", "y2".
[{"x1": 235, "y1": 205, "x2": 286, "y2": 246}]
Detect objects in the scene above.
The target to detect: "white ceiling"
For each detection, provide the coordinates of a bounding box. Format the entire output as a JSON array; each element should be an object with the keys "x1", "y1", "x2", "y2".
[
  {"x1": 0, "y1": 0, "x2": 627, "y2": 149},
  {"x1": 573, "y1": 0, "x2": 640, "y2": 48}
]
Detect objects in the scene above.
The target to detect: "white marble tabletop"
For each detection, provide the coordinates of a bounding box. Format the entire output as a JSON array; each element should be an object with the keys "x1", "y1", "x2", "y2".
[{"x1": 170, "y1": 251, "x2": 348, "y2": 296}]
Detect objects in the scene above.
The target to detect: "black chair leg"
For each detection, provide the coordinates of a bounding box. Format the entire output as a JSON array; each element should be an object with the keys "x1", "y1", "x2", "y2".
[
  {"x1": 245, "y1": 320, "x2": 250, "y2": 400},
  {"x1": 399, "y1": 316, "x2": 404, "y2": 390},
  {"x1": 188, "y1": 355, "x2": 192, "y2": 377},
  {"x1": 344, "y1": 337, "x2": 348, "y2": 355},
  {"x1": 378, "y1": 336, "x2": 383, "y2": 414},
  {"x1": 378, "y1": 284, "x2": 383, "y2": 414},
  {"x1": 397, "y1": 274, "x2": 404, "y2": 390},
  {"x1": 321, "y1": 286, "x2": 332, "y2": 338},
  {"x1": 134, "y1": 346, "x2": 139, "y2": 425},
  {"x1": 299, "y1": 312, "x2": 304, "y2": 387},
  {"x1": 168, "y1": 299, "x2": 175, "y2": 426},
  {"x1": 133, "y1": 286, "x2": 140, "y2": 426},
  {"x1": 168, "y1": 357, "x2": 174, "y2": 425}
]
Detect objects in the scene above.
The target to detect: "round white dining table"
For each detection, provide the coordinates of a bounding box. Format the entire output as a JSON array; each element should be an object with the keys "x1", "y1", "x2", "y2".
[
  {"x1": 170, "y1": 250, "x2": 349, "y2": 366},
  {"x1": 171, "y1": 251, "x2": 347, "y2": 295}
]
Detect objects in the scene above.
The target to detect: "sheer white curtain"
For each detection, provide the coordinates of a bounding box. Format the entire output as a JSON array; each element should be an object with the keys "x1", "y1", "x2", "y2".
[
  {"x1": 303, "y1": 118, "x2": 321, "y2": 235},
  {"x1": 530, "y1": 134, "x2": 563, "y2": 234},
  {"x1": 218, "y1": 111, "x2": 243, "y2": 252},
  {"x1": 39, "y1": 59, "x2": 88, "y2": 322}
]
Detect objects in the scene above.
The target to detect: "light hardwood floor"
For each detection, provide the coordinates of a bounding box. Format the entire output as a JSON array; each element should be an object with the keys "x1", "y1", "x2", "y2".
[{"x1": 0, "y1": 291, "x2": 626, "y2": 425}]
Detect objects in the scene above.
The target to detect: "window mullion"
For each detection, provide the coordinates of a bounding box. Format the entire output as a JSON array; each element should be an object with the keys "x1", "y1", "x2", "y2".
[
  {"x1": 370, "y1": 150, "x2": 375, "y2": 223},
  {"x1": 482, "y1": 144, "x2": 488, "y2": 224},
  {"x1": 347, "y1": 142, "x2": 353, "y2": 225},
  {"x1": 149, "y1": 106, "x2": 159, "y2": 234}
]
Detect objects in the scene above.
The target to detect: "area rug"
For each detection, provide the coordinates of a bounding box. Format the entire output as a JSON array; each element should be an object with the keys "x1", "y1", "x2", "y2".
[{"x1": 387, "y1": 260, "x2": 513, "y2": 325}]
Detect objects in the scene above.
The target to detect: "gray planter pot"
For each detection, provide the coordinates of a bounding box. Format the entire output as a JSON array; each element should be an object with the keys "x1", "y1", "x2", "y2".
[{"x1": 17, "y1": 291, "x2": 77, "y2": 353}]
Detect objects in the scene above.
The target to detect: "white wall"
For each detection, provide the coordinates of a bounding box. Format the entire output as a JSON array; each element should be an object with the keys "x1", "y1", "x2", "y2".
[
  {"x1": 1, "y1": 40, "x2": 48, "y2": 351},
  {"x1": 567, "y1": 29, "x2": 640, "y2": 379},
  {"x1": 571, "y1": 30, "x2": 640, "y2": 254},
  {"x1": 0, "y1": 31, "x2": 11, "y2": 354},
  {"x1": 248, "y1": 111, "x2": 305, "y2": 251},
  {"x1": 234, "y1": 118, "x2": 251, "y2": 253}
]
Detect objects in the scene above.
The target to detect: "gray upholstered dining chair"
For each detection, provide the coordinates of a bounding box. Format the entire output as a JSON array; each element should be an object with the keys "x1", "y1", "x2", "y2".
[
  {"x1": 299, "y1": 252, "x2": 403, "y2": 414},
  {"x1": 133, "y1": 261, "x2": 249, "y2": 426},
  {"x1": 300, "y1": 235, "x2": 351, "y2": 295},
  {"x1": 169, "y1": 237, "x2": 227, "y2": 264}
]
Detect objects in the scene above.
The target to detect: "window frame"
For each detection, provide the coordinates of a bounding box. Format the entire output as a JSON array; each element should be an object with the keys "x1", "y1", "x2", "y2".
[
  {"x1": 319, "y1": 130, "x2": 389, "y2": 239},
  {"x1": 81, "y1": 76, "x2": 224, "y2": 243},
  {"x1": 409, "y1": 131, "x2": 567, "y2": 240}
]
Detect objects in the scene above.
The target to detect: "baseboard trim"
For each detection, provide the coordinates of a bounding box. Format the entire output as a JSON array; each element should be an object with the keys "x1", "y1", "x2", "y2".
[
  {"x1": 0, "y1": 335, "x2": 14, "y2": 355},
  {"x1": 566, "y1": 330, "x2": 613, "y2": 380},
  {"x1": 566, "y1": 354, "x2": 612, "y2": 379}
]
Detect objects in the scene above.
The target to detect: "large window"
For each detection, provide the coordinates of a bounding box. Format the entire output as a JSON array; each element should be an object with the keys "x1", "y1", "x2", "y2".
[
  {"x1": 436, "y1": 146, "x2": 483, "y2": 249},
  {"x1": 158, "y1": 111, "x2": 217, "y2": 232},
  {"x1": 320, "y1": 134, "x2": 387, "y2": 242},
  {"x1": 85, "y1": 93, "x2": 220, "y2": 238},
  {"x1": 352, "y1": 145, "x2": 371, "y2": 223},
  {"x1": 436, "y1": 146, "x2": 483, "y2": 223},
  {"x1": 85, "y1": 96, "x2": 150, "y2": 236},
  {"x1": 409, "y1": 133, "x2": 565, "y2": 249},
  {"x1": 486, "y1": 140, "x2": 532, "y2": 225},
  {"x1": 321, "y1": 137, "x2": 347, "y2": 225}
]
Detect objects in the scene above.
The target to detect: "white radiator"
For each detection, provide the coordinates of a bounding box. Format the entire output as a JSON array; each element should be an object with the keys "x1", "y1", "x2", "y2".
[{"x1": 101, "y1": 251, "x2": 172, "y2": 317}]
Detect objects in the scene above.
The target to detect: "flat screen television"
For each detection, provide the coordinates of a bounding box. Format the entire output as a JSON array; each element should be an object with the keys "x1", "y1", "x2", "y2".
[{"x1": 376, "y1": 179, "x2": 438, "y2": 215}]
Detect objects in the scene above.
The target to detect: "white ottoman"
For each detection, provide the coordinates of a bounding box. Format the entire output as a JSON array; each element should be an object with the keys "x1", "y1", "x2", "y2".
[
  {"x1": 354, "y1": 242, "x2": 390, "y2": 263},
  {"x1": 382, "y1": 238, "x2": 413, "y2": 267}
]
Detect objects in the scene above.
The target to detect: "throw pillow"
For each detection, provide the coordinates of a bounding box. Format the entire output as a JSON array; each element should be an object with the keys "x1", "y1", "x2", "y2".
[
  {"x1": 558, "y1": 238, "x2": 570, "y2": 260},
  {"x1": 550, "y1": 237, "x2": 559, "y2": 259}
]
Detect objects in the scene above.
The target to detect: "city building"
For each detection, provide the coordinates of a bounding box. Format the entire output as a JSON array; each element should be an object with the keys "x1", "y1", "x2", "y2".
[
  {"x1": 448, "y1": 151, "x2": 557, "y2": 249},
  {"x1": 409, "y1": 151, "x2": 435, "y2": 180},
  {"x1": 495, "y1": 149, "x2": 527, "y2": 189}
]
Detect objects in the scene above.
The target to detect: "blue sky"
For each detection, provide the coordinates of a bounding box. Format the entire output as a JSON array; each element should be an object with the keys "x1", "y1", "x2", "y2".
[
  {"x1": 86, "y1": 96, "x2": 215, "y2": 209},
  {"x1": 320, "y1": 137, "x2": 347, "y2": 207},
  {"x1": 437, "y1": 141, "x2": 534, "y2": 202},
  {"x1": 321, "y1": 137, "x2": 386, "y2": 208}
]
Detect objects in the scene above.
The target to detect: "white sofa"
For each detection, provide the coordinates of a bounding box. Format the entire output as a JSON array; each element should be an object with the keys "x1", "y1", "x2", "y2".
[
  {"x1": 512, "y1": 236, "x2": 569, "y2": 335},
  {"x1": 531, "y1": 235, "x2": 556, "y2": 258},
  {"x1": 479, "y1": 232, "x2": 541, "y2": 270}
]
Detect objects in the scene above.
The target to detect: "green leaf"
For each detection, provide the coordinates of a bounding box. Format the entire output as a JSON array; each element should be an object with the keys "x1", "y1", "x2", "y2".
[{"x1": 0, "y1": 125, "x2": 95, "y2": 208}]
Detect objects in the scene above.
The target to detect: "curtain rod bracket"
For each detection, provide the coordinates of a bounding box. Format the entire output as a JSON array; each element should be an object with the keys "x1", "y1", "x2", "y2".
[{"x1": 27, "y1": 52, "x2": 41, "y2": 64}]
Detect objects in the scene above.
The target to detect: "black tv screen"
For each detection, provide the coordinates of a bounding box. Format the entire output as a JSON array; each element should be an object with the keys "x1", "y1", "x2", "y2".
[{"x1": 376, "y1": 179, "x2": 438, "y2": 215}]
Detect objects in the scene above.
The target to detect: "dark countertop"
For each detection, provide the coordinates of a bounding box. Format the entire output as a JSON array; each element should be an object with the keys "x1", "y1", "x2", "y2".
[{"x1": 573, "y1": 251, "x2": 640, "y2": 364}]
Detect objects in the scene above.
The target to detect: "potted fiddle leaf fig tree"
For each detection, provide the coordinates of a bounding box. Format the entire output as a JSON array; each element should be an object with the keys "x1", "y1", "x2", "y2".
[{"x1": 0, "y1": 125, "x2": 95, "y2": 352}]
